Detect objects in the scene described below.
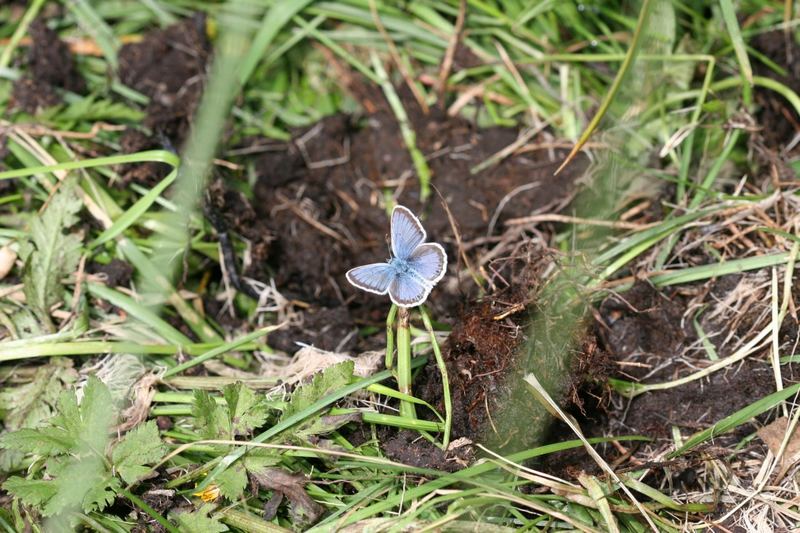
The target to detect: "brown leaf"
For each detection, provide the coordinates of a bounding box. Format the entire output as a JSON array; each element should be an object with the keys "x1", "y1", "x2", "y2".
[
  {"x1": 757, "y1": 416, "x2": 800, "y2": 480},
  {"x1": 250, "y1": 468, "x2": 323, "y2": 525}
]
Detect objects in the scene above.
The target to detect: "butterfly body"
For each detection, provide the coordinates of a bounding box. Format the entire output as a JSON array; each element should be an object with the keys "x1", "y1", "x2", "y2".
[{"x1": 346, "y1": 206, "x2": 447, "y2": 308}]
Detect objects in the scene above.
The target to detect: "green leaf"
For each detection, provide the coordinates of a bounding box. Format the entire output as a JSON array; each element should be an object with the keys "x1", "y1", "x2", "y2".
[
  {"x1": 193, "y1": 390, "x2": 230, "y2": 439},
  {"x1": 76, "y1": 376, "x2": 115, "y2": 453},
  {"x1": 53, "y1": 95, "x2": 145, "y2": 123},
  {"x1": 171, "y1": 504, "x2": 228, "y2": 533},
  {"x1": 242, "y1": 450, "x2": 281, "y2": 475},
  {"x1": 20, "y1": 183, "x2": 83, "y2": 331},
  {"x1": 0, "y1": 427, "x2": 75, "y2": 456},
  {"x1": 42, "y1": 455, "x2": 110, "y2": 516},
  {"x1": 0, "y1": 359, "x2": 77, "y2": 431},
  {"x1": 2, "y1": 477, "x2": 58, "y2": 508},
  {"x1": 216, "y1": 462, "x2": 247, "y2": 501},
  {"x1": 223, "y1": 383, "x2": 270, "y2": 436},
  {"x1": 111, "y1": 421, "x2": 166, "y2": 484},
  {"x1": 280, "y1": 362, "x2": 354, "y2": 423}
]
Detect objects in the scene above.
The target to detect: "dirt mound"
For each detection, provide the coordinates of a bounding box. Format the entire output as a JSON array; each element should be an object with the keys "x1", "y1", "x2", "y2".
[
  {"x1": 249, "y1": 105, "x2": 588, "y2": 333},
  {"x1": 116, "y1": 14, "x2": 210, "y2": 186},
  {"x1": 10, "y1": 19, "x2": 85, "y2": 113}
]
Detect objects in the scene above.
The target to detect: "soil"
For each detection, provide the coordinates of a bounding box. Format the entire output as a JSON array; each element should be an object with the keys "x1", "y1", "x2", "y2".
[
  {"x1": 249, "y1": 101, "x2": 588, "y2": 326},
  {"x1": 118, "y1": 13, "x2": 209, "y2": 146},
  {"x1": 115, "y1": 14, "x2": 210, "y2": 186},
  {"x1": 752, "y1": 31, "x2": 800, "y2": 155},
  {"x1": 10, "y1": 18, "x2": 85, "y2": 113},
  {"x1": 750, "y1": 30, "x2": 800, "y2": 184}
]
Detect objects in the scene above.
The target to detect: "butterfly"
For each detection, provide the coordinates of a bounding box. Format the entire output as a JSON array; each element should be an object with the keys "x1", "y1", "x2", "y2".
[{"x1": 346, "y1": 205, "x2": 447, "y2": 308}]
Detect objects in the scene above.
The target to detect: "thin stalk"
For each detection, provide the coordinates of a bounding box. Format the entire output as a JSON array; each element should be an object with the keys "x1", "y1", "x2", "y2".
[
  {"x1": 385, "y1": 304, "x2": 398, "y2": 369},
  {"x1": 371, "y1": 53, "x2": 432, "y2": 201},
  {"x1": 396, "y1": 307, "x2": 417, "y2": 420},
  {"x1": 420, "y1": 305, "x2": 452, "y2": 448}
]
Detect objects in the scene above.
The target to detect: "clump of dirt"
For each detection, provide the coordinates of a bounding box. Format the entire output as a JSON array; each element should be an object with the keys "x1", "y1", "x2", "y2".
[
  {"x1": 596, "y1": 281, "x2": 780, "y2": 439},
  {"x1": 87, "y1": 259, "x2": 134, "y2": 288},
  {"x1": 10, "y1": 19, "x2": 85, "y2": 113},
  {"x1": 752, "y1": 32, "x2": 800, "y2": 153},
  {"x1": 116, "y1": 14, "x2": 209, "y2": 186},
  {"x1": 249, "y1": 97, "x2": 588, "y2": 339},
  {"x1": 381, "y1": 429, "x2": 475, "y2": 471},
  {"x1": 750, "y1": 31, "x2": 800, "y2": 184},
  {"x1": 118, "y1": 13, "x2": 209, "y2": 145}
]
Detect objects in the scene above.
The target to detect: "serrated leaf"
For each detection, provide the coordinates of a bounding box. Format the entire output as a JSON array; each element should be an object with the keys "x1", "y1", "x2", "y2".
[
  {"x1": 171, "y1": 504, "x2": 228, "y2": 533},
  {"x1": 0, "y1": 360, "x2": 78, "y2": 431},
  {"x1": 54, "y1": 95, "x2": 145, "y2": 123},
  {"x1": 21, "y1": 183, "x2": 83, "y2": 331},
  {"x1": 216, "y1": 462, "x2": 247, "y2": 501},
  {"x1": 293, "y1": 412, "x2": 360, "y2": 441},
  {"x1": 0, "y1": 427, "x2": 75, "y2": 456},
  {"x1": 280, "y1": 361, "x2": 354, "y2": 423},
  {"x1": 242, "y1": 451, "x2": 281, "y2": 475},
  {"x1": 2, "y1": 477, "x2": 58, "y2": 507},
  {"x1": 79, "y1": 377, "x2": 115, "y2": 453},
  {"x1": 193, "y1": 390, "x2": 230, "y2": 439},
  {"x1": 223, "y1": 383, "x2": 270, "y2": 436},
  {"x1": 111, "y1": 421, "x2": 166, "y2": 484},
  {"x1": 42, "y1": 455, "x2": 108, "y2": 516}
]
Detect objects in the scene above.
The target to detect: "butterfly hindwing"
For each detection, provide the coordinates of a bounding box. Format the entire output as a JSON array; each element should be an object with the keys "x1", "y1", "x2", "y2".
[
  {"x1": 407, "y1": 243, "x2": 447, "y2": 283},
  {"x1": 389, "y1": 272, "x2": 430, "y2": 308},
  {"x1": 346, "y1": 263, "x2": 396, "y2": 295},
  {"x1": 391, "y1": 206, "x2": 425, "y2": 260}
]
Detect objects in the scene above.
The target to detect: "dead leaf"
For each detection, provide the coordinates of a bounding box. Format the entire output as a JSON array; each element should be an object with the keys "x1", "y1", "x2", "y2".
[
  {"x1": 0, "y1": 245, "x2": 16, "y2": 280},
  {"x1": 250, "y1": 468, "x2": 323, "y2": 525},
  {"x1": 757, "y1": 416, "x2": 800, "y2": 480},
  {"x1": 261, "y1": 347, "x2": 381, "y2": 385}
]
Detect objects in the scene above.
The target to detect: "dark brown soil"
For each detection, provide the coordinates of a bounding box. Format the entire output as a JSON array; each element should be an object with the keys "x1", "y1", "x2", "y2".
[
  {"x1": 598, "y1": 282, "x2": 777, "y2": 437},
  {"x1": 116, "y1": 14, "x2": 210, "y2": 186},
  {"x1": 750, "y1": 31, "x2": 800, "y2": 184},
  {"x1": 752, "y1": 31, "x2": 800, "y2": 156},
  {"x1": 250, "y1": 102, "x2": 588, "y2": 331},
  {"x1": 10, "y1": 19, "x2": 85, "y2": 113},
  {"x1": 118, "y1": 14, "x2": 209, "y2": 145}
]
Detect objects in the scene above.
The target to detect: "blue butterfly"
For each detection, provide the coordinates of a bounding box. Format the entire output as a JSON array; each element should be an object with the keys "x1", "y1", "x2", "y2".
[{"x1": 346, "y1": 205, "x2": 447, "y2": 308}]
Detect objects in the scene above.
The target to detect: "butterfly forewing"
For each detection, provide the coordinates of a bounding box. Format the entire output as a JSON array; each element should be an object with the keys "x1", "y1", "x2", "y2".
[
  {"x1": 389, "y1": 273, "x2": 429, "y2": 307},
  {"x1": 391, "y1": 206, "x2": 425, "y2": 260},
  {"x1": 407, "y1": 243, "x2": 447, "y2": 283},
  {"x1": 346, "y1": 263, "x2": 396, "y2": 295}
]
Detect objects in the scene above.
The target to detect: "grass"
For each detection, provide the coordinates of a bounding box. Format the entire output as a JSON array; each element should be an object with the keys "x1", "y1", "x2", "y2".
[{"x1": 0, "y1": 0, "x2": 799, "y2": 531}]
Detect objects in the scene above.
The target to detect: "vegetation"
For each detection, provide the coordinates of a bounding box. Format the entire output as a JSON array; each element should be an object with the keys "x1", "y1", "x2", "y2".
[{"x1": 0, "y1": 0, "x2": 799, "y2": 531}]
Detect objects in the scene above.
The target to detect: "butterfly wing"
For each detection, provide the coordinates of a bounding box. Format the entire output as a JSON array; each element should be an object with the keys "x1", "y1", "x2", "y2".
[
  {"x1": 391, "y1": 205, "x2": 425, "y2": 260},
  {"x1": 389, "y1": 272, "x2": 430, "y2": 308},
  {"x1": 407, "y1": 243, "x2": 447, "y2": 284},
  {"x1": 346, "y1": 263, "x2": 396, "y2": 295}
]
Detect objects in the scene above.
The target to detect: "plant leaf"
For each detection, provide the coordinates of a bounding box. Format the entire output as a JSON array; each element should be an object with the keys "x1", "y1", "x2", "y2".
[
  {"x1": 223, "y1": 383, "x2": 270, "y2": 436},
  {"x1": 0, "y1": 359, "x2": 77, "y2": 431},
  {"x1": 193, "y1": 390, "x2": 230, "y2": 439},
  {"x1": 111, "y1": 421, "x2": 166, "y2": 484},
  {"x1": 280, "y1": 361, "x2": 354, "y2": 423},
  {"x1": 216, "y1": 462, "x2": 247, "y2": 501},
  {"x1": 20, "y1": 183, "x2": 83, "y2": 331},
  {"x1": 171, "y1": 504, "x2": 228, "y2": 533},
  {"x1": 1, "y1": 477, "x2": 58, "y2": 508}
]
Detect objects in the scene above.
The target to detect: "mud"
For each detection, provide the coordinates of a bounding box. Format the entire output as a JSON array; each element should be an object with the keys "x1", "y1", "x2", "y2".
[
  {"x1": 118, "y1": 13, "x2": 209, "y2": 145},
  {"x1": 752, "y1": 31, "x2": 800, "y2": 156},
  {"x1": 249, "y1": 103, "x2": 587, "y2": 331},
  {"x1": 10, "y1": 19, "x2": 85, "y2": 113},
  {"x1": 116, "y1": 14, "x2": 209, "y2": 186}
]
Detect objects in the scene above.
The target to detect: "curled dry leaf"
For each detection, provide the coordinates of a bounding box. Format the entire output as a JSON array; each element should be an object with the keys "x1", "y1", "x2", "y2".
[
  {"x1": 757, "y1": 416, "x2": 800, "y2": 480},
  {"x1": 262, "y1": 346, "x2": 382, "y2": 385},
  {"x1": 0, "y1": 245, "x2": 16, "y2": 280},
  {"x1": 250, "y1": 468, "x2": 323, "y2": 525}
]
